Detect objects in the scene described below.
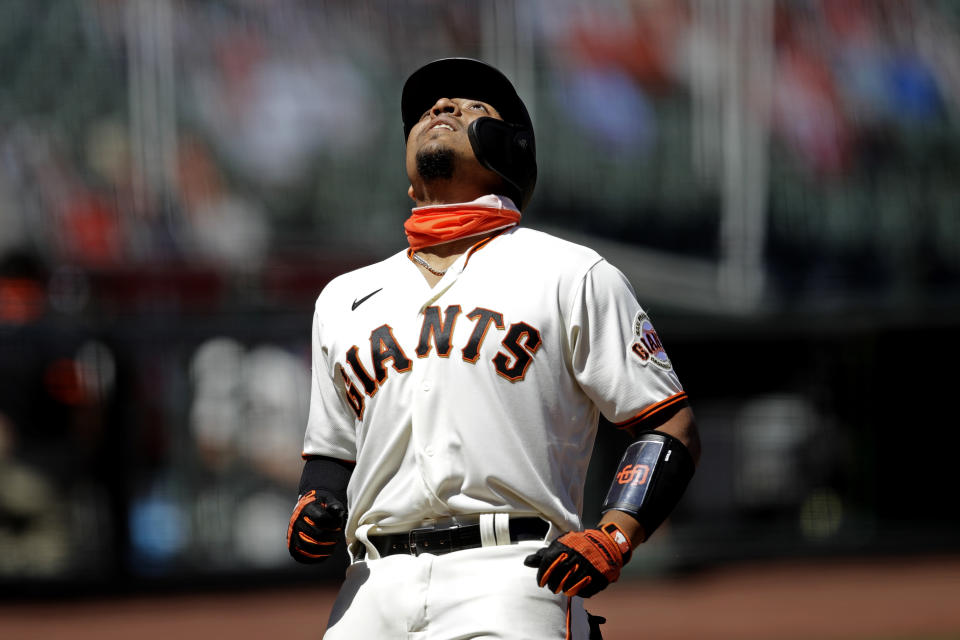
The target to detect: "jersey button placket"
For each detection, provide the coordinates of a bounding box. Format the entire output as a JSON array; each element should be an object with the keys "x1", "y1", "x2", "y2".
[
  {"x1": 421, "y1": 381, "x2": 433, "y2": 456},
  {"x1": 411, "y1": 360, "x2": 440, "y2": 496},
  {"x1": 417, "y1": 357, "x2": 451, "y2": 515}
]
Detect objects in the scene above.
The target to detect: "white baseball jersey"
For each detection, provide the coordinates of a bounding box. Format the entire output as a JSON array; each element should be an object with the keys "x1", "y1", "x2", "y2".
[{"x1": 303, "y1": 200, "x2": 687, "y2": 550}]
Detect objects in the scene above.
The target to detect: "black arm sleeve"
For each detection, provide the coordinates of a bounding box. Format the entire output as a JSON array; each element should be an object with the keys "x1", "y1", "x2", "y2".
[{"x1": 298, "y1": 455, "x2": 355, "y2": 506}]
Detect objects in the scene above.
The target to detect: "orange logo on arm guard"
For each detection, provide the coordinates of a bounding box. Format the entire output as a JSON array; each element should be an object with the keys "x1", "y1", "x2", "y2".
[{"x1": 616, "y1": 464, "x2": 650, "y2": 487}]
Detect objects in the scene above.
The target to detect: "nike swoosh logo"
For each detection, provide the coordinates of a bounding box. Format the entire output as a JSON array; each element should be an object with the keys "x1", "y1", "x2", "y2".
[{"x1": 351, "y1": 288, "x2": 383, "y2": 311}]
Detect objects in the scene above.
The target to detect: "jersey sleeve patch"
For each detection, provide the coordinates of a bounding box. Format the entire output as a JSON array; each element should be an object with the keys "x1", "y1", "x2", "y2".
[{"x1": 631, "y1": 311, "x2": 672, "y2": 371}]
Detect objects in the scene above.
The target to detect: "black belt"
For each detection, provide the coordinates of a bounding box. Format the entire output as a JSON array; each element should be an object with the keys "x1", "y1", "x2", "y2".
[{"x1": 365, "y1": 517, "x2": 548, "y2": 558}]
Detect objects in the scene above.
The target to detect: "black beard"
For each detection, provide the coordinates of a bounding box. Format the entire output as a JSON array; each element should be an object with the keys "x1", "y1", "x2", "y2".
[{"x1": 416, "y1": 147, "x2": 455, "y2": 181}]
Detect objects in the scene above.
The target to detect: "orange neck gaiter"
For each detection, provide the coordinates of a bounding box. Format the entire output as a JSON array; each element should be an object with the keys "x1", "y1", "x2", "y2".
[{"x1": 404, "y1": 202, "x2": 521, "y2": 251}]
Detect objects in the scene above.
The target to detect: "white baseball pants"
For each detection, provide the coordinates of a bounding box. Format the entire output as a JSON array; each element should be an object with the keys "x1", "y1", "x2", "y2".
[{"x1": 322, "y1": 540, "x2": 591, "y2": 639}]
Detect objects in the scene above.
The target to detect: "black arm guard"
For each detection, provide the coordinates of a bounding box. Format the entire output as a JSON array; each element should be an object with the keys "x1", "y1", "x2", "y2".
[
  {"x1": 298, "y1": 455, "x2": 354, "y2": 503},
  {"x1": 601, "y1": 430, "x2": 695, "y2": 540}
]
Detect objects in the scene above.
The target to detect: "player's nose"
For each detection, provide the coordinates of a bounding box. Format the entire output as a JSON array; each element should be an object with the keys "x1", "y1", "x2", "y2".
[{"x1": 429, "y1": 97, "x2": 461, "y2": 118}]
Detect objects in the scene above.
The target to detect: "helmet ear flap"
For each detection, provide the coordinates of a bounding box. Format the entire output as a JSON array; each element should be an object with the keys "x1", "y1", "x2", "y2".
[{"x1": 468, "y1": 117, "x2": 537, "y2": 210}]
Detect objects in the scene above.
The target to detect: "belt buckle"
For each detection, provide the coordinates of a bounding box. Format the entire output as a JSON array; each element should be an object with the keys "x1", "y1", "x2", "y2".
[
  {"x1": 408, "y1": 523, "x2": 460, "y2": 556},
  {"x1": 407, "y1": 525, "x2": 433, "y2": 556}
]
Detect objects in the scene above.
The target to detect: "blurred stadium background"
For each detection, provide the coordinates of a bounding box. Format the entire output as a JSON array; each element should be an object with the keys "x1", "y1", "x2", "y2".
[{"x1": 1, "y1": 0, "x2": 959, "y2": 637}]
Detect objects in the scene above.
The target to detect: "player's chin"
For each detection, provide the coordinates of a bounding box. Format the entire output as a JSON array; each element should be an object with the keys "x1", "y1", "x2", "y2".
[{"x1": 414, "y1": 137, "x2": 456, "y2": 158}]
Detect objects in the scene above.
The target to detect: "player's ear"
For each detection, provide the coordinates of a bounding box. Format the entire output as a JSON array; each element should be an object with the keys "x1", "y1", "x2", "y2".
[{"x1": 408, "y1": 184, "x2": 416, "y2": 201}]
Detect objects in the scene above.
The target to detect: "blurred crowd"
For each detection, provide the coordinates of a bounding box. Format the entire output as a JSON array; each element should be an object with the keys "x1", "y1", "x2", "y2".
[
  {"x1": 1, "y1": 0, "x2": 959, "y2": 585},
  {"x1": 1, "y1": 0, "x2": 958, "y2": 299}
]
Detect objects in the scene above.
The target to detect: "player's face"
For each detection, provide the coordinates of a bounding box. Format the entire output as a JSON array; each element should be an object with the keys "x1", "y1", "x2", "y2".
[
  {"x1": 410, "y1": 97, "x2": 503, "y2": 140},
  {"x1": 405, "y1": 97, "x2": 503, "y2": 191}
]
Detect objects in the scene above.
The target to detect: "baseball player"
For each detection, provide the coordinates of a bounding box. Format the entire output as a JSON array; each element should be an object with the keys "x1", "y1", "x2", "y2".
[{"x1": 287, "y1": 57, "x2": 701, "y2": 639}]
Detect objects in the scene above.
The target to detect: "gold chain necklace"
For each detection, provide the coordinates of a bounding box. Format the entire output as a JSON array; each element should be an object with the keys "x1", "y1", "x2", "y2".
[{"x1": 412, "y1": 252, "x2": 448, "y2": 276}]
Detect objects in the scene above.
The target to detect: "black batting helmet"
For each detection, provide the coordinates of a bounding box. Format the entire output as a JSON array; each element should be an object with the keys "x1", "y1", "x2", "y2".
[{"x1": 401, "y1": 57, "x2": 537, "y2": 210}]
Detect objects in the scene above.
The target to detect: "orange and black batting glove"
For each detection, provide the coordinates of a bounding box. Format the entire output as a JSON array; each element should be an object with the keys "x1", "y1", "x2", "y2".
[
  {"x1": 286, "y1": 489, "x2": 347, "y2": 563},
  {"x1": 523, "y1": 522, "x2": 633, "y2": 598}
]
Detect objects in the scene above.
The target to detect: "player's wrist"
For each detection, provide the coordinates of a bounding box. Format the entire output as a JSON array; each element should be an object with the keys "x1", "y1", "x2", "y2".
[{"x1": 598, "y1": 509, "x2": 645, "y2": 549}]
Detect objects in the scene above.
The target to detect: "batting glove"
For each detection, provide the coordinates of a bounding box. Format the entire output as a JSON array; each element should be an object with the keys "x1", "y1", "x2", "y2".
[
  {"x1": 286, "y1": 489, "x2": 347, "y2": 564},
  {"x1": 523, "y1": 523, "x2": 632, "y2": 598}
]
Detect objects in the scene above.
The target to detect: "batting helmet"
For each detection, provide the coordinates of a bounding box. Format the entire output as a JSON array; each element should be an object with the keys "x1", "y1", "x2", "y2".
[{"x1": 401, "y1": 57, "x2": 537, "y2": 210}]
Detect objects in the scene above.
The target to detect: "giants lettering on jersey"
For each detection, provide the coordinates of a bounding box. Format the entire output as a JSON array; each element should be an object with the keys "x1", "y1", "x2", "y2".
[{"x1": 340, "y1": 304, "x2": 541, "y2": 419}]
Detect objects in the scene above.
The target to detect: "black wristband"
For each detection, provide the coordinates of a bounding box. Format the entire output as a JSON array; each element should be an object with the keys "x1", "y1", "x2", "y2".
[{"x1": 298, "y1": 456, "x2": 354, "y2": 505}]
